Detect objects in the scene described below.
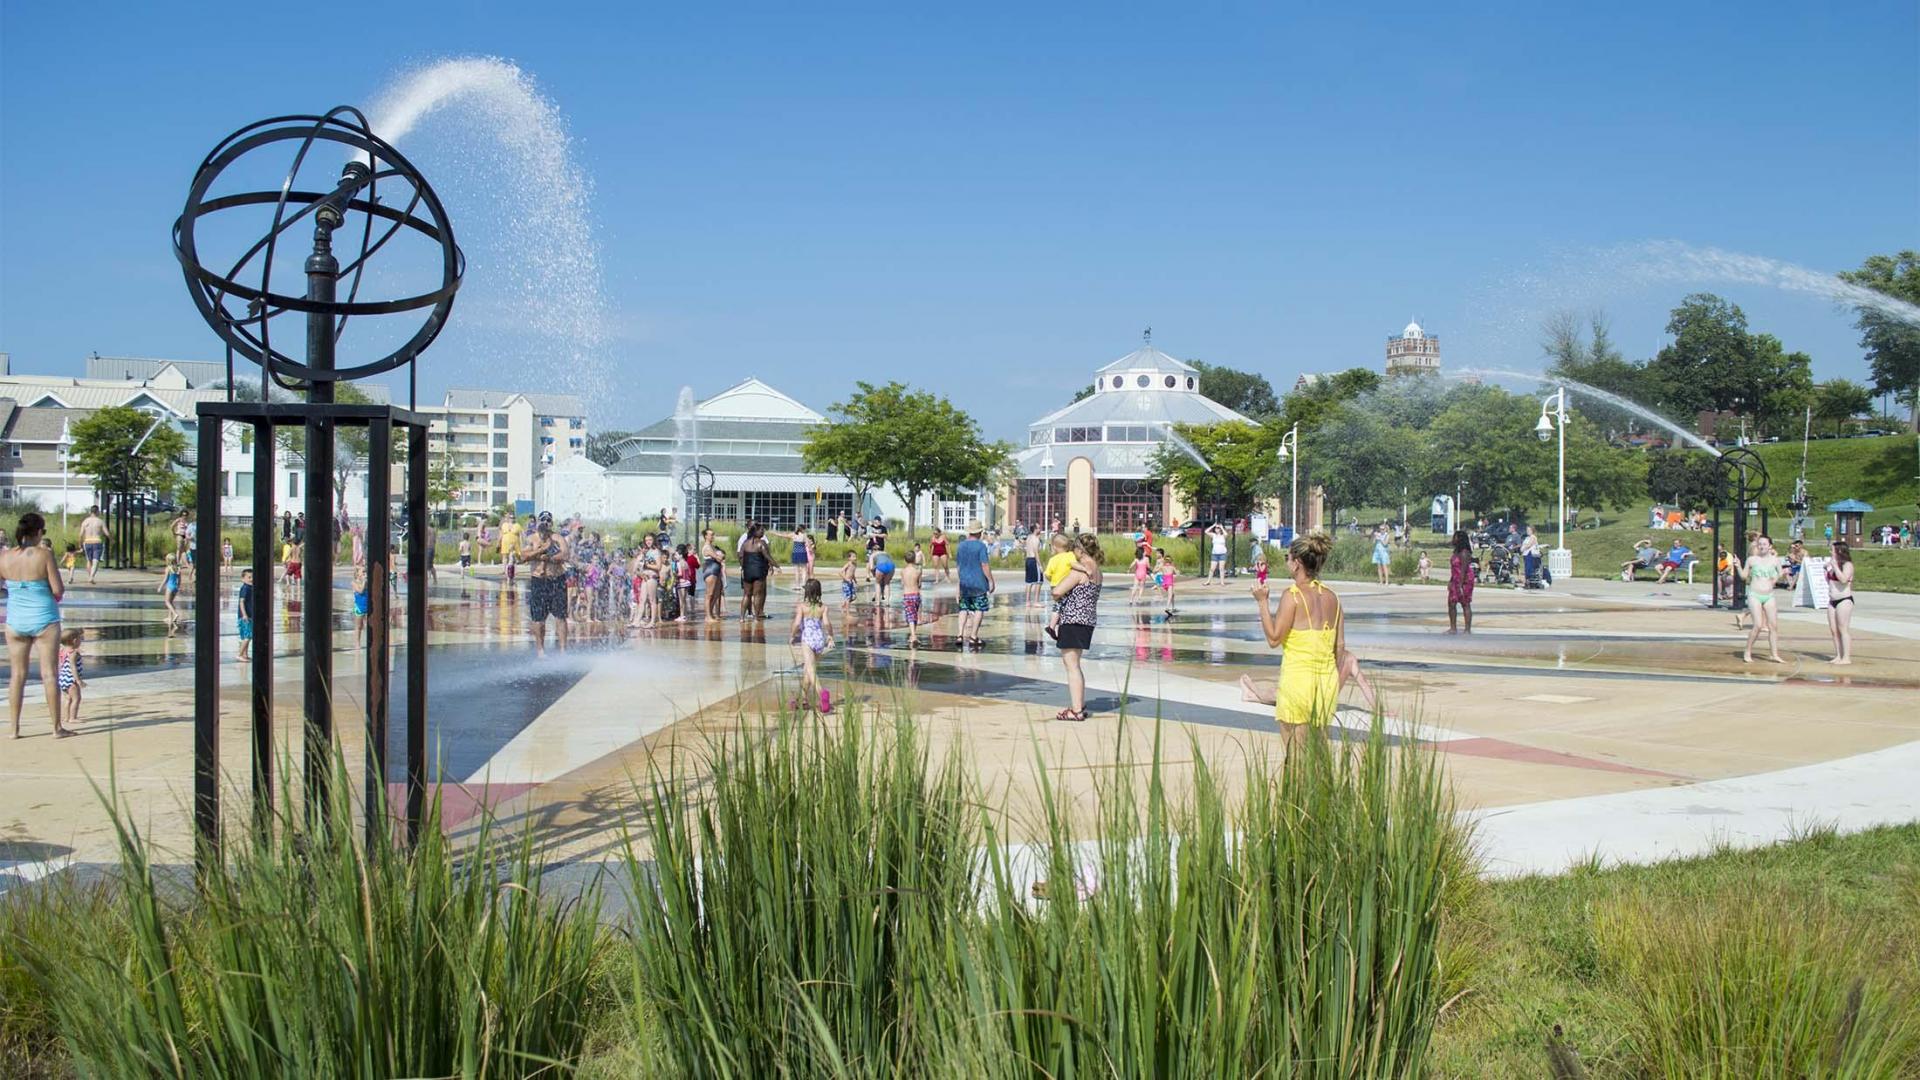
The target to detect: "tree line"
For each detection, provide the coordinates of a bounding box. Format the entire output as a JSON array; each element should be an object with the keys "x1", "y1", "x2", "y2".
[{"x1": 1548, "y1": 250, "x2": 1919, "y2": 438}]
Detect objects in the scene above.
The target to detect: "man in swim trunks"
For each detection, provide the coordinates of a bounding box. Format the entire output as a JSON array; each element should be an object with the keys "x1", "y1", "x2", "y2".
[
  {"x1": 78, "y1": 506, "x2": 109, "y2": 584},
  {"x1": 955, "y1": 520, "x2": 995, "y2": 648},
  {"x1": 520, "y1": 511, "x2": 571, "y2": 655}
]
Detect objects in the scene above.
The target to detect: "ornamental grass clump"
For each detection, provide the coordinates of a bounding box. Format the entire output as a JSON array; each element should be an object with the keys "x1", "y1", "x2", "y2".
[
  {"x1": 623, "y1": 706, "x2": 991, "y2": 1078},
  {"x1": 1595, "y1": 887, "x2": 1920, "y2": 1078},
  {"x1": 13, "y1": 752, "x2": 613, "y2": 1078},
  {"x1": 972, "y1": 719, "x2": 1468, "y2": 1079}
]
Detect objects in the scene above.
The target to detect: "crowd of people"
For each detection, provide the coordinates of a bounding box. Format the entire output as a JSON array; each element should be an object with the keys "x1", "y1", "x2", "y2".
[{"x1": 3, "y1": 488, "x2": 1892, "y2": 740}]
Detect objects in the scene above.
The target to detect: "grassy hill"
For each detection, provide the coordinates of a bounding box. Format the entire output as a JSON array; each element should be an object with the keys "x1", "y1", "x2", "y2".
[{"x1": 1746, "y1": 433, "x2": 1917, "y2": 525}]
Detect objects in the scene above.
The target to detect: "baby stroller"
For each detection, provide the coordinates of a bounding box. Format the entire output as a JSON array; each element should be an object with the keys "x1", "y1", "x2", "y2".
[
  {"x1": 1483, "y1": 542, "x2": 1520, "y2": 587},
  {"x1": 1521, "y1": 550, "x2": 1549, "y2": 589}
]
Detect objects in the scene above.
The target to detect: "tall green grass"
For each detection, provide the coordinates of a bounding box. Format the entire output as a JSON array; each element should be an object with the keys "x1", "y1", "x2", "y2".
[
  {"x1": 1595, "y1": 887, "x2": 1920, "y2": 1078},
  {"x1": 8, "y1": 754, "x2": 613, "y2": 1078},
  {"x1": 623, "y1": 706, "x2": 1471, "y2": 1078},
  {"x1": 625, "y1": 706, "x2": 990, "y2": 1077},
  {"x1": 973, "y1": 722, "x2": 1469, "y2": 1079}
]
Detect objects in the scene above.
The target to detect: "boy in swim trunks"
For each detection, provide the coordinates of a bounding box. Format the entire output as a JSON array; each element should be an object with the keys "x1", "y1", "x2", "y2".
[
  {"x1": 840, "y1": 550, "x2": 859, "y2": 610},
  {"x1": 236, "y1": 568, "x2": 254, "y2": 662},
  {"x1": 900, "y1": 548, "x2": 927, "y2": 648}
]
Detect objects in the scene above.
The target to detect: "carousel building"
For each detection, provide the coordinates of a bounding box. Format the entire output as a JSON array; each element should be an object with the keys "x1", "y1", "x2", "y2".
[{"x1": 1009, "y1": 341, "x2": 1251, "y2": 531}]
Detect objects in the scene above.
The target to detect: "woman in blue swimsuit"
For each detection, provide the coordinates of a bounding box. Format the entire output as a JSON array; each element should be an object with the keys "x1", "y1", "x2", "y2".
[{"x1": 4, "y1": 512, "x2": 70, "y2": 739}]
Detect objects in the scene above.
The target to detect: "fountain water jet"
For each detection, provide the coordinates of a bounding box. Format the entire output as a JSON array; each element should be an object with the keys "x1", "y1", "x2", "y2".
[
  {"x1": 364, "y1": 57, "x2": 607, "y2": 405},
  {"x1": 1617, "y1": 241, "x2": 1920, "y2": 328},
  {"x1": 669, "y1": 386, "x2": 700, "y2": 540},
  {"x1": 1449, "y1": 367, "x2": 1723, "y2": 457}
]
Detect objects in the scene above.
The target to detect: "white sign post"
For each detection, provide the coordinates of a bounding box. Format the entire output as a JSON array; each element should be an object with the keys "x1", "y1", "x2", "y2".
[{"x1": 1796, "y1": 556, "x2": 1830, "y2": 610}]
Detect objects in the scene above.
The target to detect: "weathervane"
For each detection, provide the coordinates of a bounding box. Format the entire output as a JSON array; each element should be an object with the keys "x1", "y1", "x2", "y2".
[{"x1": 1143, "y1": 326, "x2": 1152, "y2": 344}]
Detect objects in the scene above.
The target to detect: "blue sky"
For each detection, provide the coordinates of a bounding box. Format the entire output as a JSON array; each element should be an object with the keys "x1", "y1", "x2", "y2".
[{"x1": 2, "y1": 2, "x2": 1915, "y2": 435}]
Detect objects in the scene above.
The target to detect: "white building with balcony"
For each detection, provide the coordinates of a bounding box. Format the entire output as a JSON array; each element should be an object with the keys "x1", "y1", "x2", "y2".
[{"x1": 419, "y1": 389, "x2": 588, "y2": 517}]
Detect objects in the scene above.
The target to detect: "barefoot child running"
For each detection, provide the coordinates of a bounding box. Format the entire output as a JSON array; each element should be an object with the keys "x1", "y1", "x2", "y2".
[
  {"x1": 790, "y1": 578, "x2": 835, "y2": 712},
  {"x1": 57, "y1": 630, "x2": 85, "y2": 725},
  {"x1": 1130, "y1": 544, "x2": 1151, "y2": 603}
]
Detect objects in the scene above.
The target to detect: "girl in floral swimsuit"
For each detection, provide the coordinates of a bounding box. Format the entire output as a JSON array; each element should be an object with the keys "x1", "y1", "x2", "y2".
[{"x1": 790, "y1": 578, "x2": 835, "y2": 712}]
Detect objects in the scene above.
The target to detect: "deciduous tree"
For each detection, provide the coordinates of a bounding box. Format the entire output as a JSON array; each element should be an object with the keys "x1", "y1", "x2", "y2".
[
  {"x1": 1645, "y1": 449, "x2": 1726, "y2": 510},
  {"x1": 1814, "y1": 379, "x2": 1873, "y2": 436},
  {"x1": 1647, "y1": 294, "x2": 1763, "y2": 419},
  {"x1": 1147, "y1": 420, "x2": 1283, "y2": 523},
  {"x1": 1191, "y1": 361, "x2": 1281, "y2": 419},
  {"x1": 69, "y1": 405, "x2": 189, "y2": 502},
  {"x1": 1837, "y1": 251, "x2": 1920, "y2": 431},
  {"x1": 802, "y1": 381, "x2": 1011, "y2": 535}
]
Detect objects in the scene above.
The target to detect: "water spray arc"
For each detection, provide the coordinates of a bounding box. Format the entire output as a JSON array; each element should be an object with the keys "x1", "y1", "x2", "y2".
[
  {"x1": 1453, "y1": 367, "x2": 1722, "y2": 457},
  {"x1": 363, "y1": 56, "x2": 607, "y2": 407}
]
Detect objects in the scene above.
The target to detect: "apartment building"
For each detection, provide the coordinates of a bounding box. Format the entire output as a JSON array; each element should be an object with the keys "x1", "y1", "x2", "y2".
[
  {"x1": 419, "y1": 389, "x2": 588, "y2": 516},
  {"x1": 1, "y1": 356, "x2": 587, "y2": 522}
]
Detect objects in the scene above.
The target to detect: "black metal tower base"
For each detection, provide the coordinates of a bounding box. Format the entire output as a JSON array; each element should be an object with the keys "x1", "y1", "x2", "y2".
[
  {"x1": 174, "y1": 106, "x2": 460, "y2": 874},
  {"x1": 192, "y1": 402, "x2": 432, "y2": 861}
]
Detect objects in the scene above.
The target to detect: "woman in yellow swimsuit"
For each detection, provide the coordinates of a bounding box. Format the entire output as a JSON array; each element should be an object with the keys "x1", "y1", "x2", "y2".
[{"x1": 1252, "y1": 531, "x2": 1343, "y2": 744}]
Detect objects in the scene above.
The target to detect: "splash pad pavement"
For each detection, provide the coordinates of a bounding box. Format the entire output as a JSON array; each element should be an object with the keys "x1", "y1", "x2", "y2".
[{"x1": 5, "y1": 563, "x2": 1918, "y2": 892}]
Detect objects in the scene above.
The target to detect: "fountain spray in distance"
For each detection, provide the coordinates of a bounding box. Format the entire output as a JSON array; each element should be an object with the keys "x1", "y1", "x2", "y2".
[
  {"x1": 1450, "y1": 367, "x2": 1722, "y2": 457},
  {"x1": 669, "y1": 386, "x2": 699, "y2": 541},
  {"x1": 364, "y1": 57, "x2": 608, "y2": 411},
  {"x1": 1609, "y1": 241, "x2": 1920, "y2": 329}
]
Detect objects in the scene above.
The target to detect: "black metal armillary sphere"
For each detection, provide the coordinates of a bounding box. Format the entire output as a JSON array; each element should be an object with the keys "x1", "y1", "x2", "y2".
[{"x1": 174, "y1": 107, "x2": 463, "y2": 865}]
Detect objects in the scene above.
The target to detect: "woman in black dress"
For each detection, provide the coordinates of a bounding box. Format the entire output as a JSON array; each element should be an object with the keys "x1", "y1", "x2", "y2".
[{"x1": 739, "y1": 523, "x2": 772, "y2": 620}]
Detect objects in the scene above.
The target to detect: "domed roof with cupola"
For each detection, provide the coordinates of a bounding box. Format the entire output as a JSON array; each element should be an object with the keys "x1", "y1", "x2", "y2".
[
  {"x1": 1090, "y1": 331, "x2": 1202, "y2": 395},
  {"x1": 1013, "y1": 334, "x2": 1252, "y2": 480},
  {"x1": 1402, "y1": 319, "x2": 1425, "y2": 340}
]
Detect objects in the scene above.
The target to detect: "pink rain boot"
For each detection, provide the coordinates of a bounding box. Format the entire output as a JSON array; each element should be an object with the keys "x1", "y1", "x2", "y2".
[{"x1": 818, "y1": 688, "x2": 833, "y2": 714}]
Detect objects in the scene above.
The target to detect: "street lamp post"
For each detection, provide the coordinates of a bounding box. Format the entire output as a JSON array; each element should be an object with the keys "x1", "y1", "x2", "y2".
[
  {"x1": 1275, "y1": 422, "x2": 1299, "y2": 538},
  {"x1": 1454, "y1": 464, "x2": 1466, "y2": 534},
  {"x1": 1041, "y1": 444, "x2": 1055, "y2": 533},
  {"x1": 1535, "y1": 387, "x2": 1572, "y2": 580},
  {"x1": 56, "y1": 418, "x2": 73, "y2": 530}
]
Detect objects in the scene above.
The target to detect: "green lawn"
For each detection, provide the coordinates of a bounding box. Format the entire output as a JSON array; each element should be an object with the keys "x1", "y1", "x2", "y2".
[
  {"x1": 1746, "y1": 432, "x2": 1917, "y2": 520},
  {"x1": 1555, "y1": 516, "x2": 1920, "y2": 594},
  {"x1": 1431, "y1": 823, "x2": 1920, "y2": 1077}
]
